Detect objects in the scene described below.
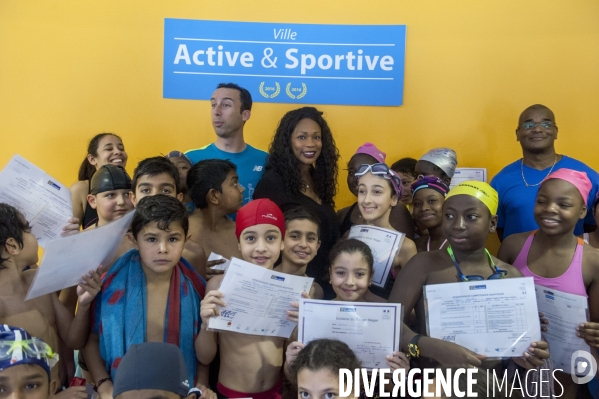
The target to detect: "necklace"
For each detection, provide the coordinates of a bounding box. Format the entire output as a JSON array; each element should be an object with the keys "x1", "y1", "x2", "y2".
[{"x1": 521, "y1": 155, "x2": 558, "y2": 187}]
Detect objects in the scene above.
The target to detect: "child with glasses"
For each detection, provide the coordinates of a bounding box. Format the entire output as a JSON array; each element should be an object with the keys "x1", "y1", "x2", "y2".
[
  {"x1": 388, "y1": 181, "x2": 550, "y2": 396},
  {"x1": 346, "y1": 163, "x2": 417, "y2": 300},
  {"x1": 498, "y1": 169, "x2": 599, "y2": 398}
]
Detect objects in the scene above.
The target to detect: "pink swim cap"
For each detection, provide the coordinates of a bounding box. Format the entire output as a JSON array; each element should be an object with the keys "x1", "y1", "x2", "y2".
[
  {"x1": 544, "y1": 169, "x2": 592, "y2": 205},
  {"x1": 354, "y1": 143, "x2": 386, "y2": 164}
]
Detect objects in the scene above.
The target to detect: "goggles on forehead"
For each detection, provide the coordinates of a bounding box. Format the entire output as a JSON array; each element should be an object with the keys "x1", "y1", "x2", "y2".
[
  {"x1": 355, "y1": 163, "x2": 403, "y2": 198},
  {"x1": 0, "y1": 338, "x2": 59, "y2": 367}
]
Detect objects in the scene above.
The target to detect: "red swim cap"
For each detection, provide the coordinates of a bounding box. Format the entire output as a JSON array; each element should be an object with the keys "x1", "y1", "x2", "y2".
[{"x1": 235, "y1": 199, "x2": 285, "y2": 239}]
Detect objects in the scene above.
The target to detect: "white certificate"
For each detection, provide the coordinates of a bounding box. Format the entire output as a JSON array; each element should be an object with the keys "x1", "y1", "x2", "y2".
[
  {"x1": 535, "y1": 285, "x2": 591, "y2": 373},
  {"x1": 449, "y1": 168, "x2": 487, "y2": 189},
  {"x1": 348, "y1": 225, "x2": 404, "y2": 288},
  {"x1": 298, "y1": 299, "x2": 401, "y2": 370},
  {"x1": 208, "y1": 257, "x2": 313, "y2": 338},
  {"x1": 26, "y1": 211, "x2": 135, "y2": 300},
  {"x1": 0, "y1": 155, "x2": 73, "y2": 248},
  {"x1": 424, "y1": 277, "x2": 541, "y2": 358}
]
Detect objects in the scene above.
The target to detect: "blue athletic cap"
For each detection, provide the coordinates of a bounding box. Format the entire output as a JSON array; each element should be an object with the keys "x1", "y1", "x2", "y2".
[
  {"x1": 113, "y1": 342, "x2": 190, "y2": 397},
  {"x1": 0, "y1": 325, "x2": 59, "y2": 378}
]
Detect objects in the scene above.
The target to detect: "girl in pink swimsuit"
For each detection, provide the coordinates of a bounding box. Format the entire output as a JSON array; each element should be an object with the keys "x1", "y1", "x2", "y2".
[{"x1": 498, "y1": 169, "x2": 599, "y2": 397}]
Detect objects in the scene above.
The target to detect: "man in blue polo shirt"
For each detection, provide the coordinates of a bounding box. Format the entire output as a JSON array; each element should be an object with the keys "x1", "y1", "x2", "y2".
[
  {"x1": 491, "y1": 104, "x2": 599, "y2": 241},
  {"x1": 186, "y1": 83, "x2": 267, "y2": 206}
]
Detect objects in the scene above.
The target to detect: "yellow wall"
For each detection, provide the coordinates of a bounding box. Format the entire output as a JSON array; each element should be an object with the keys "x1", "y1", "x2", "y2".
[{"x1": 2, "y1": 1, "x2": 599, "y2": 252}]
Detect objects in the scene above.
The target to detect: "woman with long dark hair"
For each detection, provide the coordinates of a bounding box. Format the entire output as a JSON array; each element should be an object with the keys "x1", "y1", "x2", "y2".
[
  {"x1": 254, "y1": 107, "x2": 340, "y2": 298},
  {"x1": 69, "y1": 133, "x2": 128, "y2": 228}
]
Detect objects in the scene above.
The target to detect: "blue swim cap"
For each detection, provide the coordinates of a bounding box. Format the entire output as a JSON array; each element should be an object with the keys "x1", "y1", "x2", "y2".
[{"x1": 0, "y1": 325, "x2": 59, "y2": 378}]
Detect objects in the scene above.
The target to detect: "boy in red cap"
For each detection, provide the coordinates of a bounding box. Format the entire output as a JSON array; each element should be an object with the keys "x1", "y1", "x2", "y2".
[
  {"x1": 198, "y1": 199, "x2": 300, "y2": 399},
  {"x1": 499, "y1": 169, "x2": 599, "y2": 398}
]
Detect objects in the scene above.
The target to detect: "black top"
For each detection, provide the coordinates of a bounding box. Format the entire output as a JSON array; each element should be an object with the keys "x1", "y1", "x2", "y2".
[
  {"x1": 254, "y1": 169, "x2": 339, "y2": 298},
  {"x1": 339, "y1": 202, "x2": 358, "y2": 237}
]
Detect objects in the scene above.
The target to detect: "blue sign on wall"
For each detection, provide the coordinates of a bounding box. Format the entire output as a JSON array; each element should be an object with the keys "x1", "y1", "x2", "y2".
[{"x1": 163, "y1": 19, "x2": 407, "y2": 106}]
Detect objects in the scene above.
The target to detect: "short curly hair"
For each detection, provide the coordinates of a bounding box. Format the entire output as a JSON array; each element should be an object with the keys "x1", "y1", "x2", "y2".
[{"x1": 265, "y1": 107, "x2": 339, "y2": 206}]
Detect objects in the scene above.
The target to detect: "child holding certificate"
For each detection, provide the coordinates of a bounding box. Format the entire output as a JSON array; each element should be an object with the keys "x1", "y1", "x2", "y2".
[
  {"x1": 283, "y1": 239, "x2": 410, "y2": 395},
  {"x1": 388, "y1": 181, "x2": 550, "y2": 396},
  {"x1": 410, "y1": 176, "x2": 450, "y2": 253},
  {"x1": 198, "y1": 199, "x2": 302, "y2": 399},
  {"x1": 352, "y1": 163, "x2": 417, "y2": 299},
  {"x1": 275, "y1": 207, "x2": 324, "y2": 299},
  {"x1": 498, "y1": 169, "x2": 599, "y2": 398}
]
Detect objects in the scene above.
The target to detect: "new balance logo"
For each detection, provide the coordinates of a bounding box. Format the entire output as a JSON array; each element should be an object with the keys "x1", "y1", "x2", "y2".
[{"x1": 253, "y1": 165, "x2": 263, "y2": 172}]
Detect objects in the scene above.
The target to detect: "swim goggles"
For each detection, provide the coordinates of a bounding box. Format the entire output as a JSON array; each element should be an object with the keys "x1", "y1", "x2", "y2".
[
  {"x1": 0, "y1": 336, "x2": 59, "y2": 375},
  {"x1": 354, "y1": 163, "x2": 403, "y2": 198},
  {"x1": 447, "y1": 246, "x2": 507, "y2": 282}
]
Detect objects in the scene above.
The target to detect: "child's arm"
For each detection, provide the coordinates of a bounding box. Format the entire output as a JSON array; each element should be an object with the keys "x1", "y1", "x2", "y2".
[
  {"x1": 577, "y1": 257, "x2": 599, "y2": 349},
  {"x1": 195, "y1": 278, "x2": 224, "y2": 366},
  {"x1": 393, "y1": 238, "x2": 417, "y2": 275},
  {"x1": 496, "y1": 233, "x2": 525, "y2": 264},
  {"x1": 283, "y1": 341, "x2": 304, "y2": 382},
  {"x1": 69, "y1": 181, "x2": 87, "y2": 226},
  {"x1": 83, "y1": 333, "x2": 113, "y2": 399},
  {"x1": 54, "y1": 270, "x2": 101, "y2": 349},
  {"x1": 310, "y1": 282, "x2": 324, "y2": 300},
  {"x1": 183, "y1": 242, "x2": 207, "y2": 279}
]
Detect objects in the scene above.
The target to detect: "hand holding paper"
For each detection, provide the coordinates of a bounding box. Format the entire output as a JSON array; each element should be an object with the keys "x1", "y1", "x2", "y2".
[
  {"x1": 207, "y1": 257, "x2": 313, "y2": 338},
  {"x1": 76, "y1": 269, "x2": 102, "y2": 307}
]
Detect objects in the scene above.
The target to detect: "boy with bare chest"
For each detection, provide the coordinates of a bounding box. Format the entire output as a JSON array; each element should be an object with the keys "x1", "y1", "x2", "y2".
[
  {"x1": 187, "y1": 160, "x2": 244, "y2": 276},
  {"x1": 84, "y1": 195, "x2": 211, "y2": 399},
  {"x1": 0, "y1": 203, "x2": 101, "y2": 395},
  {"x1": 198, "y1": 199, "x2": 301, "y2": 398}
]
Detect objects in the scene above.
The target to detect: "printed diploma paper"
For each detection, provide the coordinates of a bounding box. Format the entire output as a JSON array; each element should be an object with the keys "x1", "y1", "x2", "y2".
[
  {"x1": 535, "y1": 285, "x2": 591, "y2": 373},
  {"x1": 0, "y1": 155, "x2": 73, "y2": 247},
  {"x1": 208, "y1": 258, "x2": 313, "y2": 338},
  {"x1": 298, "y1": 299, "x2": 401, "y2": 369},
  {"x1": 348, "y1": 225, "x2": 404, "y2": 288},
  {"x1": 425, "y1": 277, "x2": 541, "y2": 358}
]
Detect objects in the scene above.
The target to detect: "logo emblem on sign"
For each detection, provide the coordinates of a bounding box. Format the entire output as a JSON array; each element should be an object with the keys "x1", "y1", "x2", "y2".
[
  {"x1": 259, "y1": 82, "x2": 280, "y2": 98},
  {"x1": 286, "y1": 83, "x2": 307, "y2": 99}
]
